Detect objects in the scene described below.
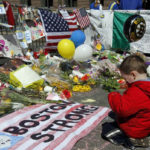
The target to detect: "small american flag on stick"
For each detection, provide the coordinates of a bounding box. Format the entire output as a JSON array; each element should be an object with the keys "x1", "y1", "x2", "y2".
[{"x1": 74, "y1": 8, "x2": 90, "y2": 29}]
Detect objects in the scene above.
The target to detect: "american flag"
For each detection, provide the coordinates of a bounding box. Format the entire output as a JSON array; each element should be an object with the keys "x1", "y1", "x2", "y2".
[
  {"x1": 38, "y1": 9, "x2": 78, "y2": 52},
  {"x1": 59, "y1": 9, "x2": 78, "y2": 32},
  {"x1": 0, "y1": 102, "x2": 110, "y2": 150},
  {"x1": 74, "y1": 8, "x2": 90, "y2": 29}
]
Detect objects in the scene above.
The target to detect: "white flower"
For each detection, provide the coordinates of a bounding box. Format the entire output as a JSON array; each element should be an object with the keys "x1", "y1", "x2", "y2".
[{"x1": 69, "y1": 74, "x2": 73, "y2": 79}]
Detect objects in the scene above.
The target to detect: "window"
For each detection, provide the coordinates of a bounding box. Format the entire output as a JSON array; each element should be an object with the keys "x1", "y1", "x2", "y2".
[
  {"x1": 64, "y1": 0, "x2": 77, "y2": 7},
  {"x1": 20, "y1": 0, "x2": 31, "y2": 6},
  {"x1": 42, "y1": 0, "x2": 53, "y2": 7}
]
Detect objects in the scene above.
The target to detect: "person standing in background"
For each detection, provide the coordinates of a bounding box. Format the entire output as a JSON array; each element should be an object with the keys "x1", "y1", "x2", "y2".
[
  {"x1": 119, "y1": 0, "x2": 142, "y2": 9},
  {"x1": 90, "y1": 0, "x2": 103, "y2": 10},
  {"x1": 143, "y1": 0, "x2": 150, "y2": 9},
  {"x1": 108, "y1": 0, "x2": 120, "y2": 10}
]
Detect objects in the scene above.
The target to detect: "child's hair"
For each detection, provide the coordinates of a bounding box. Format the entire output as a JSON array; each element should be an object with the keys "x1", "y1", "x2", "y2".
[{"x1": 119, "y1": 55, "x2": 147, "y2": 74}]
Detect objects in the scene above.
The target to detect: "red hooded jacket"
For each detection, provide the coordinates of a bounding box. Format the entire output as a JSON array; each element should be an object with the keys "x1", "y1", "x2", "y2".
[{"x1": 108, "y1": 80, "x2": 150, "y2": 138}]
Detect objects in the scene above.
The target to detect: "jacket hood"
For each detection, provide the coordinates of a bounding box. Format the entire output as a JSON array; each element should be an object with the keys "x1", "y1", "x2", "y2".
[{"x1": 131, "y1": 80, "x2": 150, "y2": 97}]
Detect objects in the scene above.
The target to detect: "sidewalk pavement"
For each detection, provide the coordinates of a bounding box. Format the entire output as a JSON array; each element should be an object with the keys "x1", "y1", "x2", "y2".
[{"x1": 70, "y1": 86, "x2": 147, "y2": 150}]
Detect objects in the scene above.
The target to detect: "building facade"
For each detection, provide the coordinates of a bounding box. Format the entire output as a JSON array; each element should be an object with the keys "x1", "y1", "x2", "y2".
[{"x1": 8, "y1": 0, "x2": 91, "y2": 8}]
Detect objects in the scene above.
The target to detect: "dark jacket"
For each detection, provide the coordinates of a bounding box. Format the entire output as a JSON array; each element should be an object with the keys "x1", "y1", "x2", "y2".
[
  {"x1": 108, "y1": 1, "x2": 120, "y2": 10},
  {"x1": 119, "y1": 0, "x2": 142, "y2": 10}
]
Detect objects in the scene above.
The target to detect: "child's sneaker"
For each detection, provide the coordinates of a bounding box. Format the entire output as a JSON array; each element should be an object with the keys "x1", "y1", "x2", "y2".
[{"x1": 129, "y1": 137, "x2": 150, "y2": 148}]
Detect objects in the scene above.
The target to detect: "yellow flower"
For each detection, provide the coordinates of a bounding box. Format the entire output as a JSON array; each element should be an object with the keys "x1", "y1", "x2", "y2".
[
  {"x1": 39, "y1": 87, "x2": 43, "y2": 91},
  {"x1": 72, "y1": 85, "x2": 82, "y2": 92},
  {"x1": 96, "y1": 43, "x2": 102, "y2": 51},
  {"x1": 73, "y1": 76, "x2": 79, "y2": 83},
  {"x1": 82, "y1": 85, "x2": 91, "y2": 91},
  {"x1": 72, "y1": 85, "x2": 79, "y2": 92},
  {"x1": 87, "y1": 79, "x2": 96, "y2": 85},
  {"x1": 72, "y1": 85, "x2": 91, "y2": 92}
]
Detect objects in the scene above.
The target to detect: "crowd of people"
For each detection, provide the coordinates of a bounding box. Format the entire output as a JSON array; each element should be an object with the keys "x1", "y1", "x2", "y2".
[{"x1": 90, "y1": 0, "x2": 150, "y2": 10}]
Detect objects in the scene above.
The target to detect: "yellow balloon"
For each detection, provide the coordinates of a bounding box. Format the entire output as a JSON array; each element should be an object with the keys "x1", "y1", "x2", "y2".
[{"x1": 57, "y1": 39, "x2": 75, "y2": 59}]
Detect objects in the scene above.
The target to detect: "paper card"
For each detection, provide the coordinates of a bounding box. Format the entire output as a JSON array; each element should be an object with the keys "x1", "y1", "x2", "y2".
[
  {"x1": 25, "y1": 30, "x2": 32, "y2": 44},
  {"x1": 38, "y1": 29, "x2": 44, "y2": 37},
  {"x1": 16, "y1": 31, "x2": 24, "y2": 40},
  {"x1": 0, "y1": 133, "x2": 23, "y2": 149},
  {"x1": 0, "y1": 3, "x2": 6, "y2": 14},
  {"x1": 0, "y1": 35, "x2": 23, "y2": 57},
  {"x1": 35, "y1": 30, "x2": 40, "y2": 39},
  {"x1": 13, "y1": 65, "x2": 42, "y2": 87},
  {"x1": 46, "y1": 93, "x2": 61, "y2": 101},
  {"x1": 72, "y1": 70, "x2": 84, "y2": 78},
  {"x1": 20, "y1": 40, "x2": 28, "y2": 49},
  {"x1": 23, "y1": 23, "x2": 30, "y2": 30}
]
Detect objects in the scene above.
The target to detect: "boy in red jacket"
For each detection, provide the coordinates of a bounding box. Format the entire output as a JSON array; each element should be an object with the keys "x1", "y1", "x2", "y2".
[{"x1": 108, "y1": 55, "x2": 150, "y2": 148}]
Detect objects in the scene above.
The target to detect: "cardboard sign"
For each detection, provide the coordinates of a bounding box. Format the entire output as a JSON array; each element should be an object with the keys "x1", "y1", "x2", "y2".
[
  {"x1": 0, "y1": 3, "x2": 6, "y2": 14},
  {"x1": 0, "y1": 35, "x2": 23, "y2": 57}
]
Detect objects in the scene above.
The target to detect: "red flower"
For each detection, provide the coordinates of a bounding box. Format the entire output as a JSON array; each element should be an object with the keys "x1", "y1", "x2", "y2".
[
  {"x1": 118, "y1": 79, "x2": 125, "y2": 84},
  {"x1": 44, "y1": 51, "x2": 48, "y2": 56},
  {"x1": 62, "y1": 89, "x2": 72, "y2": 99},
  {"x1": 118, "y1": 79, "x2": 128, "y2": 89},
  {"x1": 81, "y1": 74, "x2": 89, "y2": 81},
  {"x1": 0, "y1": 83, "x2": 6, "y2": 91},
  {"x1": 33, "y1": 52, "x2": 39, "y2": 59},
  {"x1": 101, "y1": 56, "x2": 107, "y2": 60}
]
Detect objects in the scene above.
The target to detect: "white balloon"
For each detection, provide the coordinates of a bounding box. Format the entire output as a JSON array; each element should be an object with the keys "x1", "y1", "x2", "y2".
[{"x1": 73, "y1": 44, "x2": 93, "y2": 61}]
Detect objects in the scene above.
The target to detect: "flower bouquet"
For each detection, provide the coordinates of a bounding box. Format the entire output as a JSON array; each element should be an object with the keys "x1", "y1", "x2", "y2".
[
  {"x1": 71, "y1": 74, "x2": 96, "y2": 92},
  {"x1": 97, "y1": 65, "x2": 124, "y2": 91}
]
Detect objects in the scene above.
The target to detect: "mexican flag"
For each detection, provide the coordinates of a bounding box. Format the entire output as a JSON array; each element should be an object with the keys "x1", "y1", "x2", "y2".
[
  {"x1": 112, "y1": 11, "x2": 133, "y2": 51},
  {"x1": 88, "y1": 10, "x2": 150, "y2": 53}
]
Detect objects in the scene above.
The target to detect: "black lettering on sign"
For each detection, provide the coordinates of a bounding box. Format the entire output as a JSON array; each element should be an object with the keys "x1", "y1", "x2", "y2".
[
  {"x1": 19, "y1": 120, "x2": 39, "y2": 128},
  {"x1": 31, "y1": 133, "x2": 54, "y2": 143},
  {"x1": 53, "y1": 120, "x2": 76, "y2": 128},
  {"x1": 4, "y1": 126, "x2": 28, "y2": 135},
  {"x1": 74, "y1": 105, "x2": 98, "y2": 114},
  {"x1": 31, "y1": 114, "x2": 50, "y2": 121},
  {"x1": 39, "y1": 108, "x2": 58, "y2": 114},
  {"x1": 72, "y1": 107, "x2": 90, "y2": 115},
  {"x1": 61, "y1": 101, "x2": 75, "y2": 105},
  {"x1": 43, "y1": 124, "x2": 65, "y2": 132},
  {"x1": 88, "y1": 106, "x2": 99, "y2": 112},
  {"x1": 65, "y1": 114, "x2": 83, "y2": 120},
  {"x1": 50, "y1": 104, "x2": 66, "y2": 110}
]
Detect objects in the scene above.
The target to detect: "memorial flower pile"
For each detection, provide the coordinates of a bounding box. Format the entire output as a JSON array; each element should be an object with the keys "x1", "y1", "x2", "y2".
[{"x1": 71, "y1": 74, "x2": 96, "y2": 92}]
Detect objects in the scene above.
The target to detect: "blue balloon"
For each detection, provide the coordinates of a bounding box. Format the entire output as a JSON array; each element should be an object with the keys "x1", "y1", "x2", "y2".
[{"x1": 70, "y1": 30, "x2": 86, "y2": 47}]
